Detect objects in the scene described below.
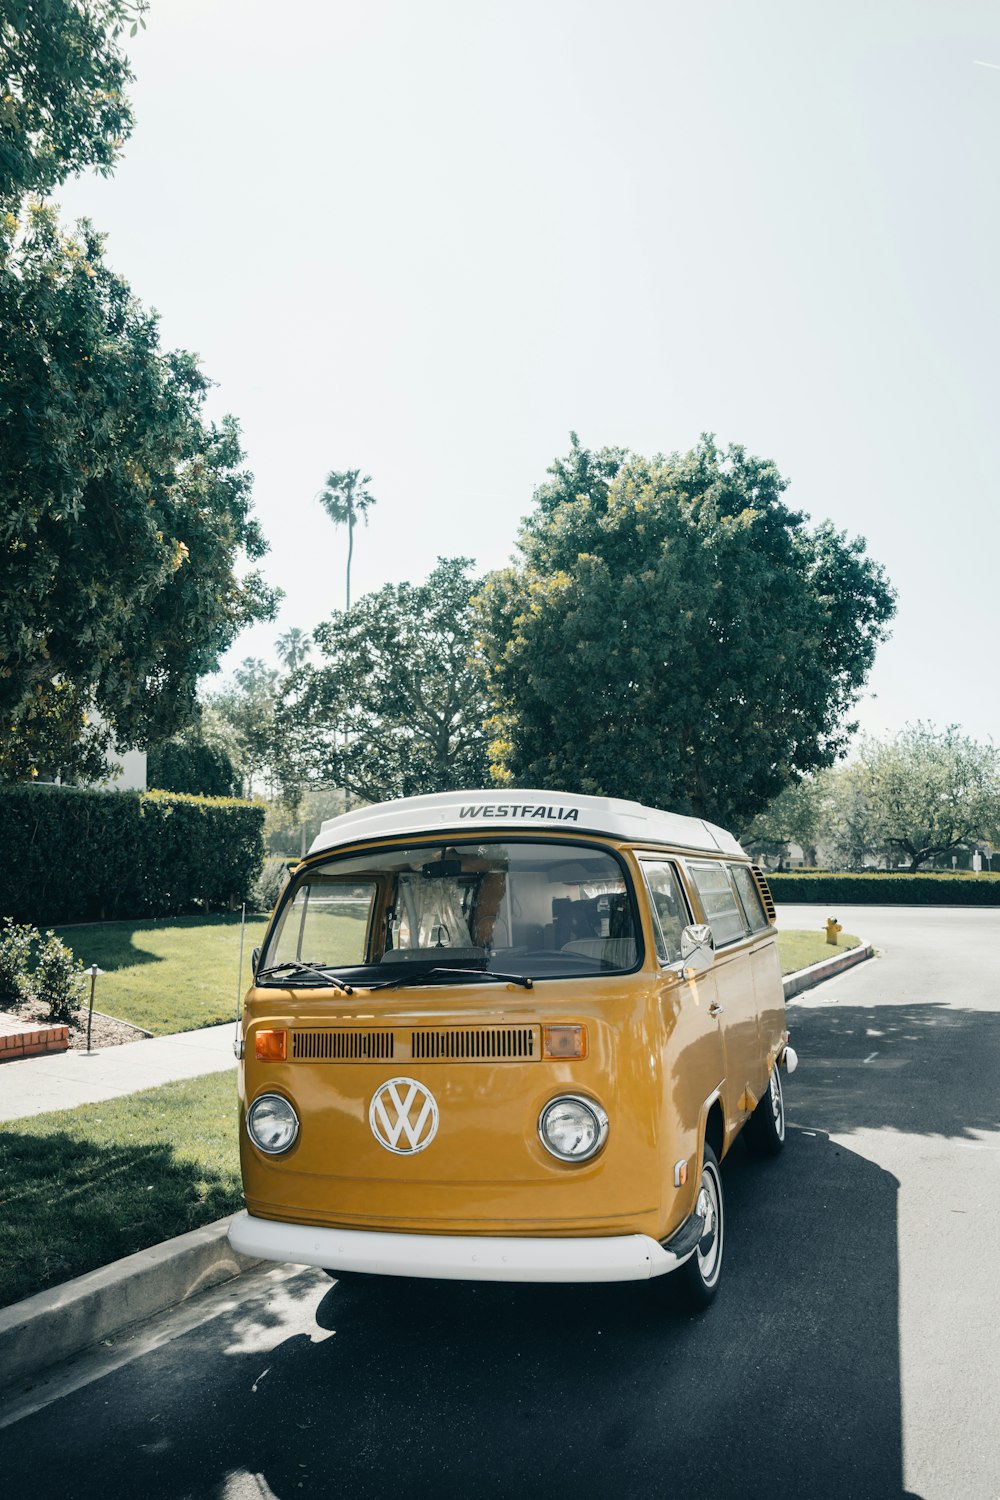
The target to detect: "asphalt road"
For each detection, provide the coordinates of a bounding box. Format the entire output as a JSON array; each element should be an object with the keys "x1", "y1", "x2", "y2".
[{"x1": 2, "y1": 904, "x2": 998, "y2": 1500}]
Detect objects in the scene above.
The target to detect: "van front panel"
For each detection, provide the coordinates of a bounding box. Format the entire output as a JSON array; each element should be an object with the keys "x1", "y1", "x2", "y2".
[{"x1": 239, "y1": 978, "x2": 668, "y2": 1239}]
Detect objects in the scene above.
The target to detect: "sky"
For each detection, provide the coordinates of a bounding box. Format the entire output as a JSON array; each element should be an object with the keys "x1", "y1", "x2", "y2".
[{"x1": 57, "y1": 0, "x2": 1000, "y2": 745}]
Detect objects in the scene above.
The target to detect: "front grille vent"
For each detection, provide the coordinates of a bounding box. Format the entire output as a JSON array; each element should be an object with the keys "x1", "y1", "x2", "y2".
[
  {"x1": 411, "y1": 1027, "x2": 537, "y2": 1061},
  {"x1": 750, "y1": 865, "x2": 777, "y2": 923},
  {"x1": 292, "y1": 1030, "x2": 394, "y2": 1061}
]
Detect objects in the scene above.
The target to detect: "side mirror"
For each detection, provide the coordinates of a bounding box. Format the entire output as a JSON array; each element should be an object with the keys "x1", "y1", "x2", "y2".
[
  {"x1": 251, "y1": 946, "x2": 261, "y2": 977},
  {"x1": 680, "y1": 923, "x2": 715, "y2": 975}
]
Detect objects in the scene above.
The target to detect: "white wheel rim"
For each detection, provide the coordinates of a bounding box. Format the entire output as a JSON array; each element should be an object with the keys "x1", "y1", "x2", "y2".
[
  {"x1": 694, "y1": 1161, "x2": 723, "y2": 1286},
  {"x1": 770, "y1": 1067, "x2": 785, "y2": 1140}
]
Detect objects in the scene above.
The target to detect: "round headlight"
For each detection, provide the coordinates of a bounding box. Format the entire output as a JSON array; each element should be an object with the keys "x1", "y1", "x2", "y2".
[
  {"x1": 247, "y1": 1093, "x2": 299, "y2": 1155},
  {"x1": 538, "y1": 1095, "x2": 609, "y2": 1162}
]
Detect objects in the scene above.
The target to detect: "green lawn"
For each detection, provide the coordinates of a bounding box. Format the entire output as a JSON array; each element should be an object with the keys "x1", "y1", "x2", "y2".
[
  {"x1": 776, "y1": 928, "x2": 861, "y2": 974},
  {"x1": 0, "y1": 1071, "x2": 242, "y2": 1309},
  {"x1": 53, "y1": 914, "x2": 270, "y2": 1035}
]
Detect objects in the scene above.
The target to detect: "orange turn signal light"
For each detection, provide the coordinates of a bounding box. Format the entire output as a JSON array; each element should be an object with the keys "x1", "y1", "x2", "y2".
[
  {"x1": 255, "y1": 1028, "x2": 287, "y2": 1062},
  {"x1": 542, "y1": 1025, "x2": 588, "y2": 1060}
]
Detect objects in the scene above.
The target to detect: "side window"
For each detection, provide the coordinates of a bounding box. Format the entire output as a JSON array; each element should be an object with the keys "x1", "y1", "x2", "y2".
[
  {"x1": 640, "y1": 861, "x2": 689, "y2": 965},
  {"x1": 689, "y1": 862, "x2": 747, "y2": 948},
  {"x1": 730, "y1": 863, "x2": 770, "y2": 934}
]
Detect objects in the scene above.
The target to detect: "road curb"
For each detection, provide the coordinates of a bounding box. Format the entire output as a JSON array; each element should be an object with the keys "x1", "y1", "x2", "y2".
[
  {"x1": 782, "y1": 941, "x2": 874, "y2": 1001},
  {"x1": 0, "y1": 1215, "x2": 259, "y2": 1394}
]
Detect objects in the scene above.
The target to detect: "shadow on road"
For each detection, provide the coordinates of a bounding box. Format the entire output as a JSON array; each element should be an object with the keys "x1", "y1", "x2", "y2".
[
  {"x1": 787, "y1": 1001, "x2": 1000, "y2": 1139},
  {"x1": 3, "y1": 1129, "x2": 908, "y2": 1500}
]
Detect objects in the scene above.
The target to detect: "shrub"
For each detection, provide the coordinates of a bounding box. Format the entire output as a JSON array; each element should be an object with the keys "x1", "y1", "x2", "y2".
[
  {"x1": 767, "y1": 872, "x2": 1000, "y2": 906},
  {"x1": 147, "y1": 739, "x2": 239, "y2": 798},
  {"x1": 0, "y1": 921, "x2": 86, "y2": 1024},
  {"x1": 32, "y1": 931, "x2": 86, "y2": 1025},
  {"x1": 0, "y1": 920, "x2": 35, "y2": 1009},
  {"x1": 0, "y1": 786, "x2": 266, "y2": 924}
]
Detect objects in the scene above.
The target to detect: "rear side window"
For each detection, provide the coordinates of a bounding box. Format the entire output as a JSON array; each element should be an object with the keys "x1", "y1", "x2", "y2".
[
  {"x1": 640, "y1": 861, "x2": 689, "y2": 965},
  {"x1": 688, "y1": 862, "x2": 747, "y2": 948},
  {"x1": 730, "y1": 864, "x2": 770, "y2": 933}
]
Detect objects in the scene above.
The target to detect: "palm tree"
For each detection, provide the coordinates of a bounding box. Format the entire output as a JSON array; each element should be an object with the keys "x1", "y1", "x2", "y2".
[
  {"x1": 317, "y1": 469, "x2": 377, "y2": 610},
  {"x1": 276, "y1": 627, "x2": 312, "y2": 670}
]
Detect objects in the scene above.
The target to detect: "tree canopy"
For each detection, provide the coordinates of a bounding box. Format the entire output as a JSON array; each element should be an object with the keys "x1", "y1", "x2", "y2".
[
  {"x1": 740, "y1": 774, "x2": 828, "y2": 866},
  {"x1": 276, "y1": 557, "x2": 491, "y2": 805},
  {"x1": 0, "y1": 205, "x2": 278, "y2": 780},
  {"x1": 201, "y1": 658, "x2": 282, "y2": 800},
  {"x1": 477, "y1": 434, "x2": 896, "y2": 829},
  {"x1": 837, "y1": 724, "x2": 1000, "y2": 871},
  {"x1": 276, "y1": 626, "x2": 312, "y2": 670},
  {"x1": 0, "y1": 0, "x2": 144, "y2": 208}
]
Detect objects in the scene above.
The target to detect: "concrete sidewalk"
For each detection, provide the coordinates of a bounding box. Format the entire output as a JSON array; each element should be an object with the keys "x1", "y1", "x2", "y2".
[{"x1": 0, "y1": 1021, "x2": 237, "y2": 1122}]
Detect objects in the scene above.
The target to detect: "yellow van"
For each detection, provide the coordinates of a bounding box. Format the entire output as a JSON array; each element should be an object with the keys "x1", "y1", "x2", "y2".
[{"x1": 228, "y1": 790, "x2": 797, "y2": 1308}]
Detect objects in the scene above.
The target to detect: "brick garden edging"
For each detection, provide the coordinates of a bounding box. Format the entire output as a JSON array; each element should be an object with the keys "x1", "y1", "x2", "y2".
[{"x1": 0, "y1": 1013, "x2": 69, "y2": 1063}]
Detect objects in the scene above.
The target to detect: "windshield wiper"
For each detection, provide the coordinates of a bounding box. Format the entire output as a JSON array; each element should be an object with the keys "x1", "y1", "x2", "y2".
[
  {"x1": 362, "y1": 965, "x2": 533, "y2": 992},
  {"x1": 255, "y1": 961, "x2": 354, "y2": 994}
]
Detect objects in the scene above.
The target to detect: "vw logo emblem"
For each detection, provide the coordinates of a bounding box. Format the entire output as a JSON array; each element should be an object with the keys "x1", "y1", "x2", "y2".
[{"x1": 369, "y1": 1077, "x2": 439, "y2": 1155}]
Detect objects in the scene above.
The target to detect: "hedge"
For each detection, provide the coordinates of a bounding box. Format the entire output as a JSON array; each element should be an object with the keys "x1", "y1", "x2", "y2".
[
  {"x1": 0, "y1": 785, "x2": 266, "y2": 924},
  {"x1": 768, "y1": 872, "x2": 1000, "y2": 906}
]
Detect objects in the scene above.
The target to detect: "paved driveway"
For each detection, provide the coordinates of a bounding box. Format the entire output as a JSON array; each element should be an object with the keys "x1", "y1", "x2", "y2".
[{"x1": 1, "y1": 904, "x2": 997, "y2": 1499}]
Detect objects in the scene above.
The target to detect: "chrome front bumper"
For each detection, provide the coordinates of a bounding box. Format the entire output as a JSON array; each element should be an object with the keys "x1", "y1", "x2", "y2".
[{"x1": 228, "y1": 1210, "x2": 687, "y2": 1284}]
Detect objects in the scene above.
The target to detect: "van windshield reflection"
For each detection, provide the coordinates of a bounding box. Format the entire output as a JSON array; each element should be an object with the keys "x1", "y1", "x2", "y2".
[{"x1": 259, "y1": 840, "x2": 640, "y2": 984}]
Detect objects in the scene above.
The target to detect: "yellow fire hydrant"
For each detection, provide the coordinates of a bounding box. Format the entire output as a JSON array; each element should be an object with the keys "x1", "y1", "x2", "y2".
[{"x1": 825, "y1": 916, "x2": 842, "y2": 946}]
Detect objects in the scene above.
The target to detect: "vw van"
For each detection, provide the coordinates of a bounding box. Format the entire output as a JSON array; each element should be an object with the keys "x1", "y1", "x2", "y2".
[{"x1": 228, "y1": 789, "x2": 796, "y2": 1308}]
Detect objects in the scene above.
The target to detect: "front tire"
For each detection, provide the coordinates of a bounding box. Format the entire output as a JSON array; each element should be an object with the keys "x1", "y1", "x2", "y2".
[
  {"x1": 676, "y1": 1145, "x2": 724, "y2": 1310},
  {"x1": 743, "y1": 1064, "x2": 785, "y2": 1157}
]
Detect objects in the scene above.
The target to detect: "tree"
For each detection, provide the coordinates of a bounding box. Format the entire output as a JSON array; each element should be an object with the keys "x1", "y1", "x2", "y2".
[
  {"x1": 276, "y1": 627, "x2": 312, "y2": 670},
  {"x1": 0, "y1": 0, "x2": 145, "y2": 209},
  {"x1": 0, "y1": 205, "x2": 278, "y2": 781},
  {"x1": 839, "y1": 724, "x2": 1000, "y2": 871},
  {"x1": 740, "y1": 773, "x2": 830, "y2": 867},
  {"x1": 275, "y1": 558, "x2": 491, "y2": 805},
  {"x1": 477, "y1": 434, "x2": 896, "y2": 829},
  {"x1": 317, "y1": 468, "x2": 376, "y2": 610},
  {"x1": 201, "y1": 659, "x2": 281, "y2": 799}
]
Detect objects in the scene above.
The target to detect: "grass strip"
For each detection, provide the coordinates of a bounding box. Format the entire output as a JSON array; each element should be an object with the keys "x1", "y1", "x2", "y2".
[
  {"x1": 776, "y1": 928, "x2": 860, "y2": 975},
  {"x1": 0, "y1": 1071, "x2": 242, "y2": 1309},
  {"x1": 52, "y1": 914, "x2": 270, "y2": 1035}
]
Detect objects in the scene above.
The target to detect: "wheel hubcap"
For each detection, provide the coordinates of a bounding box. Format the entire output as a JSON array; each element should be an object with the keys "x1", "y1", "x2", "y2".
[
  {"x1": 695, "y1": 1168, "x2": 722, "y2": 1282},
  {"x1": 770, "y1": 1068, "x2": 785, "y2": 1137}
]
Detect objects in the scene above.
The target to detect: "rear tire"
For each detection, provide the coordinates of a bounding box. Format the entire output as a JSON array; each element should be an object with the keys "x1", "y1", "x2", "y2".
[
  {"x1": 743, "y1": 1064, "x2": 785, "y2": 1158},
  {"x1": 675, "y1": 1145, "x2": 724, "y2": 1310}
]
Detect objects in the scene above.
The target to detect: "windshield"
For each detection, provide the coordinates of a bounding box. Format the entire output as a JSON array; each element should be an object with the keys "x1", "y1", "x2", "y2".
[{"x1": 260, "y1": 839, "x2": 640, "y2": 983}]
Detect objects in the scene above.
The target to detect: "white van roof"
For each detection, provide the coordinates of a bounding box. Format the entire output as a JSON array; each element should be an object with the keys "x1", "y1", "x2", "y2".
[{"x1": 307, "y1": 789, "x2": 745, "y2": 859}]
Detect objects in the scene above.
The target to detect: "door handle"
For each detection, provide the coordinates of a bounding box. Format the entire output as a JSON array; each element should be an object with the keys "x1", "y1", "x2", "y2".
[{"x1": 708, "y1": 1002, "x2": 725, "y2": 1018}]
